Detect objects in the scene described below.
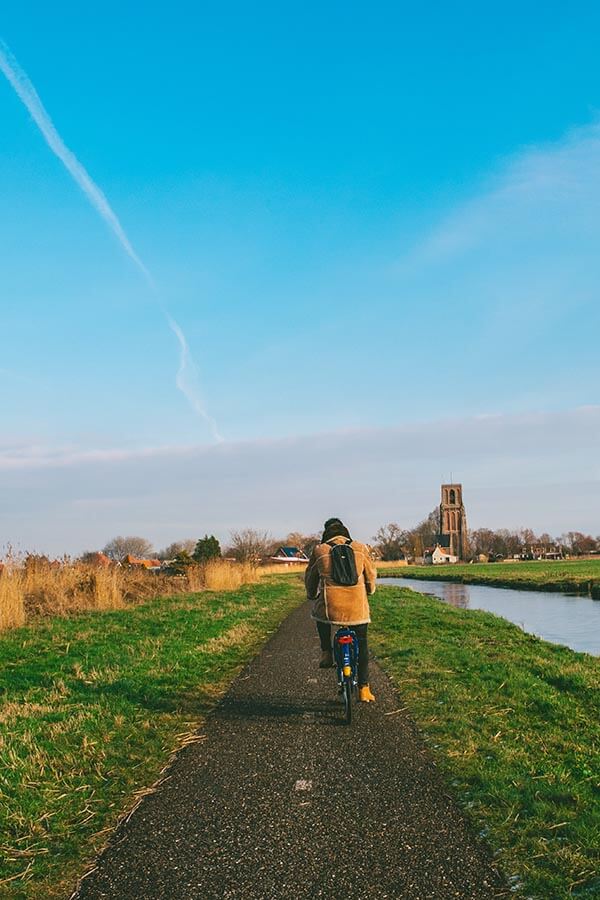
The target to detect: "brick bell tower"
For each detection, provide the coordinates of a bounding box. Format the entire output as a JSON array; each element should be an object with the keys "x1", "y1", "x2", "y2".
[{"x1": 439, "y1": 484, "x2": 468, "y2": 561}]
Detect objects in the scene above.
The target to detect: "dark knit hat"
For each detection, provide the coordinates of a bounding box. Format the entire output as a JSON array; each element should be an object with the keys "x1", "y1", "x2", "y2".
[{"x1": 322, "y1": 518, "x2": 351, "y2": 543}]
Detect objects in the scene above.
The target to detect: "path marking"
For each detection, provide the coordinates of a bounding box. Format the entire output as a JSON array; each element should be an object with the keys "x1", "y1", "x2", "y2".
[{"x1": 294, "y1": 779, "x2": 313, "y2": 792}]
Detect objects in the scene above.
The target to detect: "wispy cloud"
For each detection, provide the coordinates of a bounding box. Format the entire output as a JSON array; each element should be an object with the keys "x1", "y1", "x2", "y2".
[
  {"x1": 387, "y1": 118, "x2": 600, "y2": 416},
  {"x1": 1, "y1": 407, "x2": 598, "y2": 554},
  {"x1": 2, "y1": 405, "x2": 598, "y2": 471},
  {"x1": 0, "y1": 38, "x2": 220, "y2": 439},
  {"x1": 0, "y1": 442, "x2": 190, "y2": 470},
  {"x1": 403, "y1": 120, "x2": 600, "y2": 271}
]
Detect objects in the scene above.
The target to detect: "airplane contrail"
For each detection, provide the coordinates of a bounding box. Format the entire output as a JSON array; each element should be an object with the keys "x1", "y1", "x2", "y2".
[
  {"x1": 168, "y1": 317, "x2": 223, "y2": 442},
  {"x1": 0, "y1": 38, "x2": 221, "y2": 440},
  {"x1": 0, "y1": 40, "x2": 152, "y2": 285}
]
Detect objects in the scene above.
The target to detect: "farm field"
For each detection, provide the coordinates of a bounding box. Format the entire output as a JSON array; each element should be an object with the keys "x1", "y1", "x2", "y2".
[
  {"x1": 371, "y1": 585, "x2": 600, "y2": 899},
  {"x1": 0, "y1": 576, "x2": 304, "y2": 897},
  {"x1": 379, "y1": 558, "x2": 600, "y2": 598}
]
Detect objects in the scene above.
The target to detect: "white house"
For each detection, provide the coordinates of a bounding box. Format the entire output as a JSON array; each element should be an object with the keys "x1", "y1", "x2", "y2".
[
  {"x1": 432, "y1": 545, "x2": 458, "y2": 565},
  {"x1": 269, "y1": 546, "x2": 309, "y2": 566}
]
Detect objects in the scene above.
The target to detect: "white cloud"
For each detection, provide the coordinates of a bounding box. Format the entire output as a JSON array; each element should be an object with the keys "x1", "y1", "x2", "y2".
[
  {"x1": 1, "y1": 407, "x2": 598, "y2": 554},
  {"x1": 0, "y1": 442, "x2": 188, "y2": 470}
]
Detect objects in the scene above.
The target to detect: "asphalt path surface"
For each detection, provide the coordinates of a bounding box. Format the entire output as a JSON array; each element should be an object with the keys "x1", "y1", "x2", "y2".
[{"x1": 72, "y1": 601, "x2": 507, "y2": 899}]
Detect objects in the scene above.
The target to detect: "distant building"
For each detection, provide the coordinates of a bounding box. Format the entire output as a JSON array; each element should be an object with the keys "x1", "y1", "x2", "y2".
[
  {"x1": 84, "y1": 552, "x2": 113, "y2": 567},
  {"x1": 432, "y1": 545, "x2": 458, "y2": 565},
  {"x1": 123, "y1": 554, "x2": 162, "y2": 571},
  {"x1": 439, "y1": 483, "x2": 469, "y2": 561},
  {"x1": 529, "y1": 545, "x2": 563, "y2": 561},
  {"x1": 269, "y1": 546, "x2": 309, "y2": 566},
  {"x1": 423, "y1": 543, "x2": 459, "y2": 565}
]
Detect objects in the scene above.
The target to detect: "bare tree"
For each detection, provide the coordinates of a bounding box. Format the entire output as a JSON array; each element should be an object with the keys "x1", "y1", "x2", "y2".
[
  {"x1": 102, "y1": 535, "x2": 154, "y2": 562},
  {"x1": 284, "y1": 531, "x2": 321, "y2": 556},
  {"x1": 228, "y1": 528, "x2": 272, "y2": 563},
  {"x1": 157, "y1": 539, "x2": 197, "y2": 561},
  {"x1": 469, "y1": 528, "x2": 497, "y2": 557},
  {"x1": 565, "y1": 532, "x2": 597, "y2": 556},
  {"x1": 402, "y1": 507, "x2": 440, "y2": 556},
  {"x1": 520, "y1": 528, "x2": 537, "y2": 551},
  {"x1": 372, "y1": 523, "x2": 409, "y2": 561}
]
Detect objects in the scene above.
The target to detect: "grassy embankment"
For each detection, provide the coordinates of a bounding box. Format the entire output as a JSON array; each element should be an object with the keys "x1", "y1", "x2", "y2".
[
  {"x1": 379, "y1": 558, "x2": 600, "y2": 598},
  {"x1": 372, "y1": 585, "x2": 600, "y2": 899},
  {"x1": 0, "y1": 575, "x2": 305, "y2": 898}
]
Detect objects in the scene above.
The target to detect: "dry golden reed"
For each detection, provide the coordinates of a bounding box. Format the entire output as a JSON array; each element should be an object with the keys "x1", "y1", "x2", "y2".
[
  {"x1": 20, "y1": 557, "x2": 126, "y2": 618},
  {"x1": 200, "y1": 560, "x2": 258, "y2": 591},
  {"x1": 0, "y1": 557, "x2": 259, "y2": 633},
  {"x1": 257, "y1": 562, "x2": 307, "y2": 577},
  {"x1": 0, "y1": 568, "x2": 26, "y2": 631}
]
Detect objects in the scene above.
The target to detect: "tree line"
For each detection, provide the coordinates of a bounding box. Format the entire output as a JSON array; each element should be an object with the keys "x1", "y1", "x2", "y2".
[
  {"x1": 373, "y1": 509, "x2": 600, "y2": 561},
  {"x1": 84, "y1": 529, "x2": 321, "y2": 567},
  {"x1": 84, "y1": 519, "x2": 599, "y2": 569}
]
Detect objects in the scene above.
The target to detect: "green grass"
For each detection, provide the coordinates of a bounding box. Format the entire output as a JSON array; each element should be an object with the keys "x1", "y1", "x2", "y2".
[
  {"x1": 380, "y1": 558, "x2": 600, "y2": 598},
  {"x1": 4, "y1": 573, "x2": 598, "y2": 898},
  {"x1": 0, "y1": 576, "x2": 304, "y2": 898},
  {"x1": 371, "y1": 585, "x2": 600, "y2": 899}
]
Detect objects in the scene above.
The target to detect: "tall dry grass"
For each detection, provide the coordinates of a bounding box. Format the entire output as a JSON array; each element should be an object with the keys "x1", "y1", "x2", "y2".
[
  {"x1": 22, "y1": 559, "x2": 125, "y2": 618},
  {"x1": 201, "y1": 559, "x2": 258, "y2": 590},
  {"x1": 258, "y1": 562, "x2": 307, "y2": 577},
  {"x1": 0, "y1": 557, "x2": 259, "y2": 633},
  {"x1": 0, "y1": 568, "x2": 26, "y2": 631}
]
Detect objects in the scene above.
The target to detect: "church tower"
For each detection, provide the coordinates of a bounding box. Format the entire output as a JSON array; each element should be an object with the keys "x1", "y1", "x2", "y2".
[{"x1": 439, "y1": 484, "x2": 468, "y2": 561}]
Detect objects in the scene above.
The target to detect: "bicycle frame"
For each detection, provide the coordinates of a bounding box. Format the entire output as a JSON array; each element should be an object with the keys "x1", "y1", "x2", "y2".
[
  {"x1": 333, "y1": 627, "x2": 359, "y2": 685},
  {"x1": 333, "y1": 627, "x2": 358, "y2": 724}
]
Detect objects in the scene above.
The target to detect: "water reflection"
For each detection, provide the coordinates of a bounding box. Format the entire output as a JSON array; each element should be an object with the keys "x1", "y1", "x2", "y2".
[
  {"x1": 383, "y1": 577, "x2": 600, "y2": 657},
  {"x1": 438, "y1": 581, "x2": 469, "y2": 609}
]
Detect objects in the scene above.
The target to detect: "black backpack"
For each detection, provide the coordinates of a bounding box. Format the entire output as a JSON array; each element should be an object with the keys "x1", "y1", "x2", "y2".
[{"x1": 328, "y1": 539, "x2": 358, "y2": 586}]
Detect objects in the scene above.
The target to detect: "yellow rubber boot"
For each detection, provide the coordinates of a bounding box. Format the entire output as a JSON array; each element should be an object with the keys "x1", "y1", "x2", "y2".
[{"x1": 359, "y1": 684, "x2": 376, "y2": 702}]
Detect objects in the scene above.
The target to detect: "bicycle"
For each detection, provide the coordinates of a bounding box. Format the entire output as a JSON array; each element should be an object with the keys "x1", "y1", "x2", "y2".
[{"x1": 333, "y1": 627, "x2": 359, "y2": 724}]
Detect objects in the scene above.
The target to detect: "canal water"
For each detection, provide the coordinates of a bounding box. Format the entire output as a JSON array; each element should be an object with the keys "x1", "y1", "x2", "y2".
[{"x1": 382, "y1": 577, "x2": 600, "y2": 657}]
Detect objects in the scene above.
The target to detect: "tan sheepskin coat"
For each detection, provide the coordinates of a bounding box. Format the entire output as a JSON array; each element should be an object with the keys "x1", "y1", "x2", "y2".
[{"x1": 305, "y1": 536, "x2": 377, "y2": 626}]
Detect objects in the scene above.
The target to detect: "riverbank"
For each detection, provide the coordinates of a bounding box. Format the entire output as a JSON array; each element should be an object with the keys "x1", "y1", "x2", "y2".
[
  {"x1": 379, "y1": 558, "x2": 600, "y2": 598},
  {"x1": 386, "y1": 576, "x2": 600, "y2": 656},
  {"x1": 0, "y1": 576, "x2": 304, "y2": 897},
  {"x1": 371, "y1": 585, "x2": 600, "y2": 899}
]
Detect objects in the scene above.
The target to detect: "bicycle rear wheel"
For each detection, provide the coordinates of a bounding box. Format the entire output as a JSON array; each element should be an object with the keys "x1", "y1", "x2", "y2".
[{"x1": 342, "y1": 679, "x2": 352, "y2": 725}]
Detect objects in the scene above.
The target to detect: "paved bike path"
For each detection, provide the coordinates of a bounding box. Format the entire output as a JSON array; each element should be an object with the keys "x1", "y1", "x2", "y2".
[{"x1": 73, "y1": 601, "x2": 507, "y2": 899}]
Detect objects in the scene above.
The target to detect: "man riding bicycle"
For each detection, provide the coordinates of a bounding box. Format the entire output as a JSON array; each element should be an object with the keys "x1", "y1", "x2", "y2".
[{"x1": 305, "y1": 517, "x2": 377, "y2": 703}]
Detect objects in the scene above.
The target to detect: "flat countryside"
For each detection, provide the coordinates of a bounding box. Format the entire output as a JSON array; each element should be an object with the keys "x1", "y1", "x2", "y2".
[
  {"x1": 2, "y1": 3, "x2": 600, "y2": 898},
  {"x1": 1, "y1": 567, "x2": 599, "y2": 898}
]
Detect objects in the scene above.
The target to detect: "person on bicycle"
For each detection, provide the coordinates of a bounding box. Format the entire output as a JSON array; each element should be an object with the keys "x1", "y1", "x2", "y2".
[{"x1": 305, "y1": 517, "x2": 377, "y2": 702}]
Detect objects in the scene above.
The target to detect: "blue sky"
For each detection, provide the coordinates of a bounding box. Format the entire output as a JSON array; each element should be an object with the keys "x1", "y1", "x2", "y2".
[{"x1": 1, "y1": 2, "x2": 599, "y2": 552}]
